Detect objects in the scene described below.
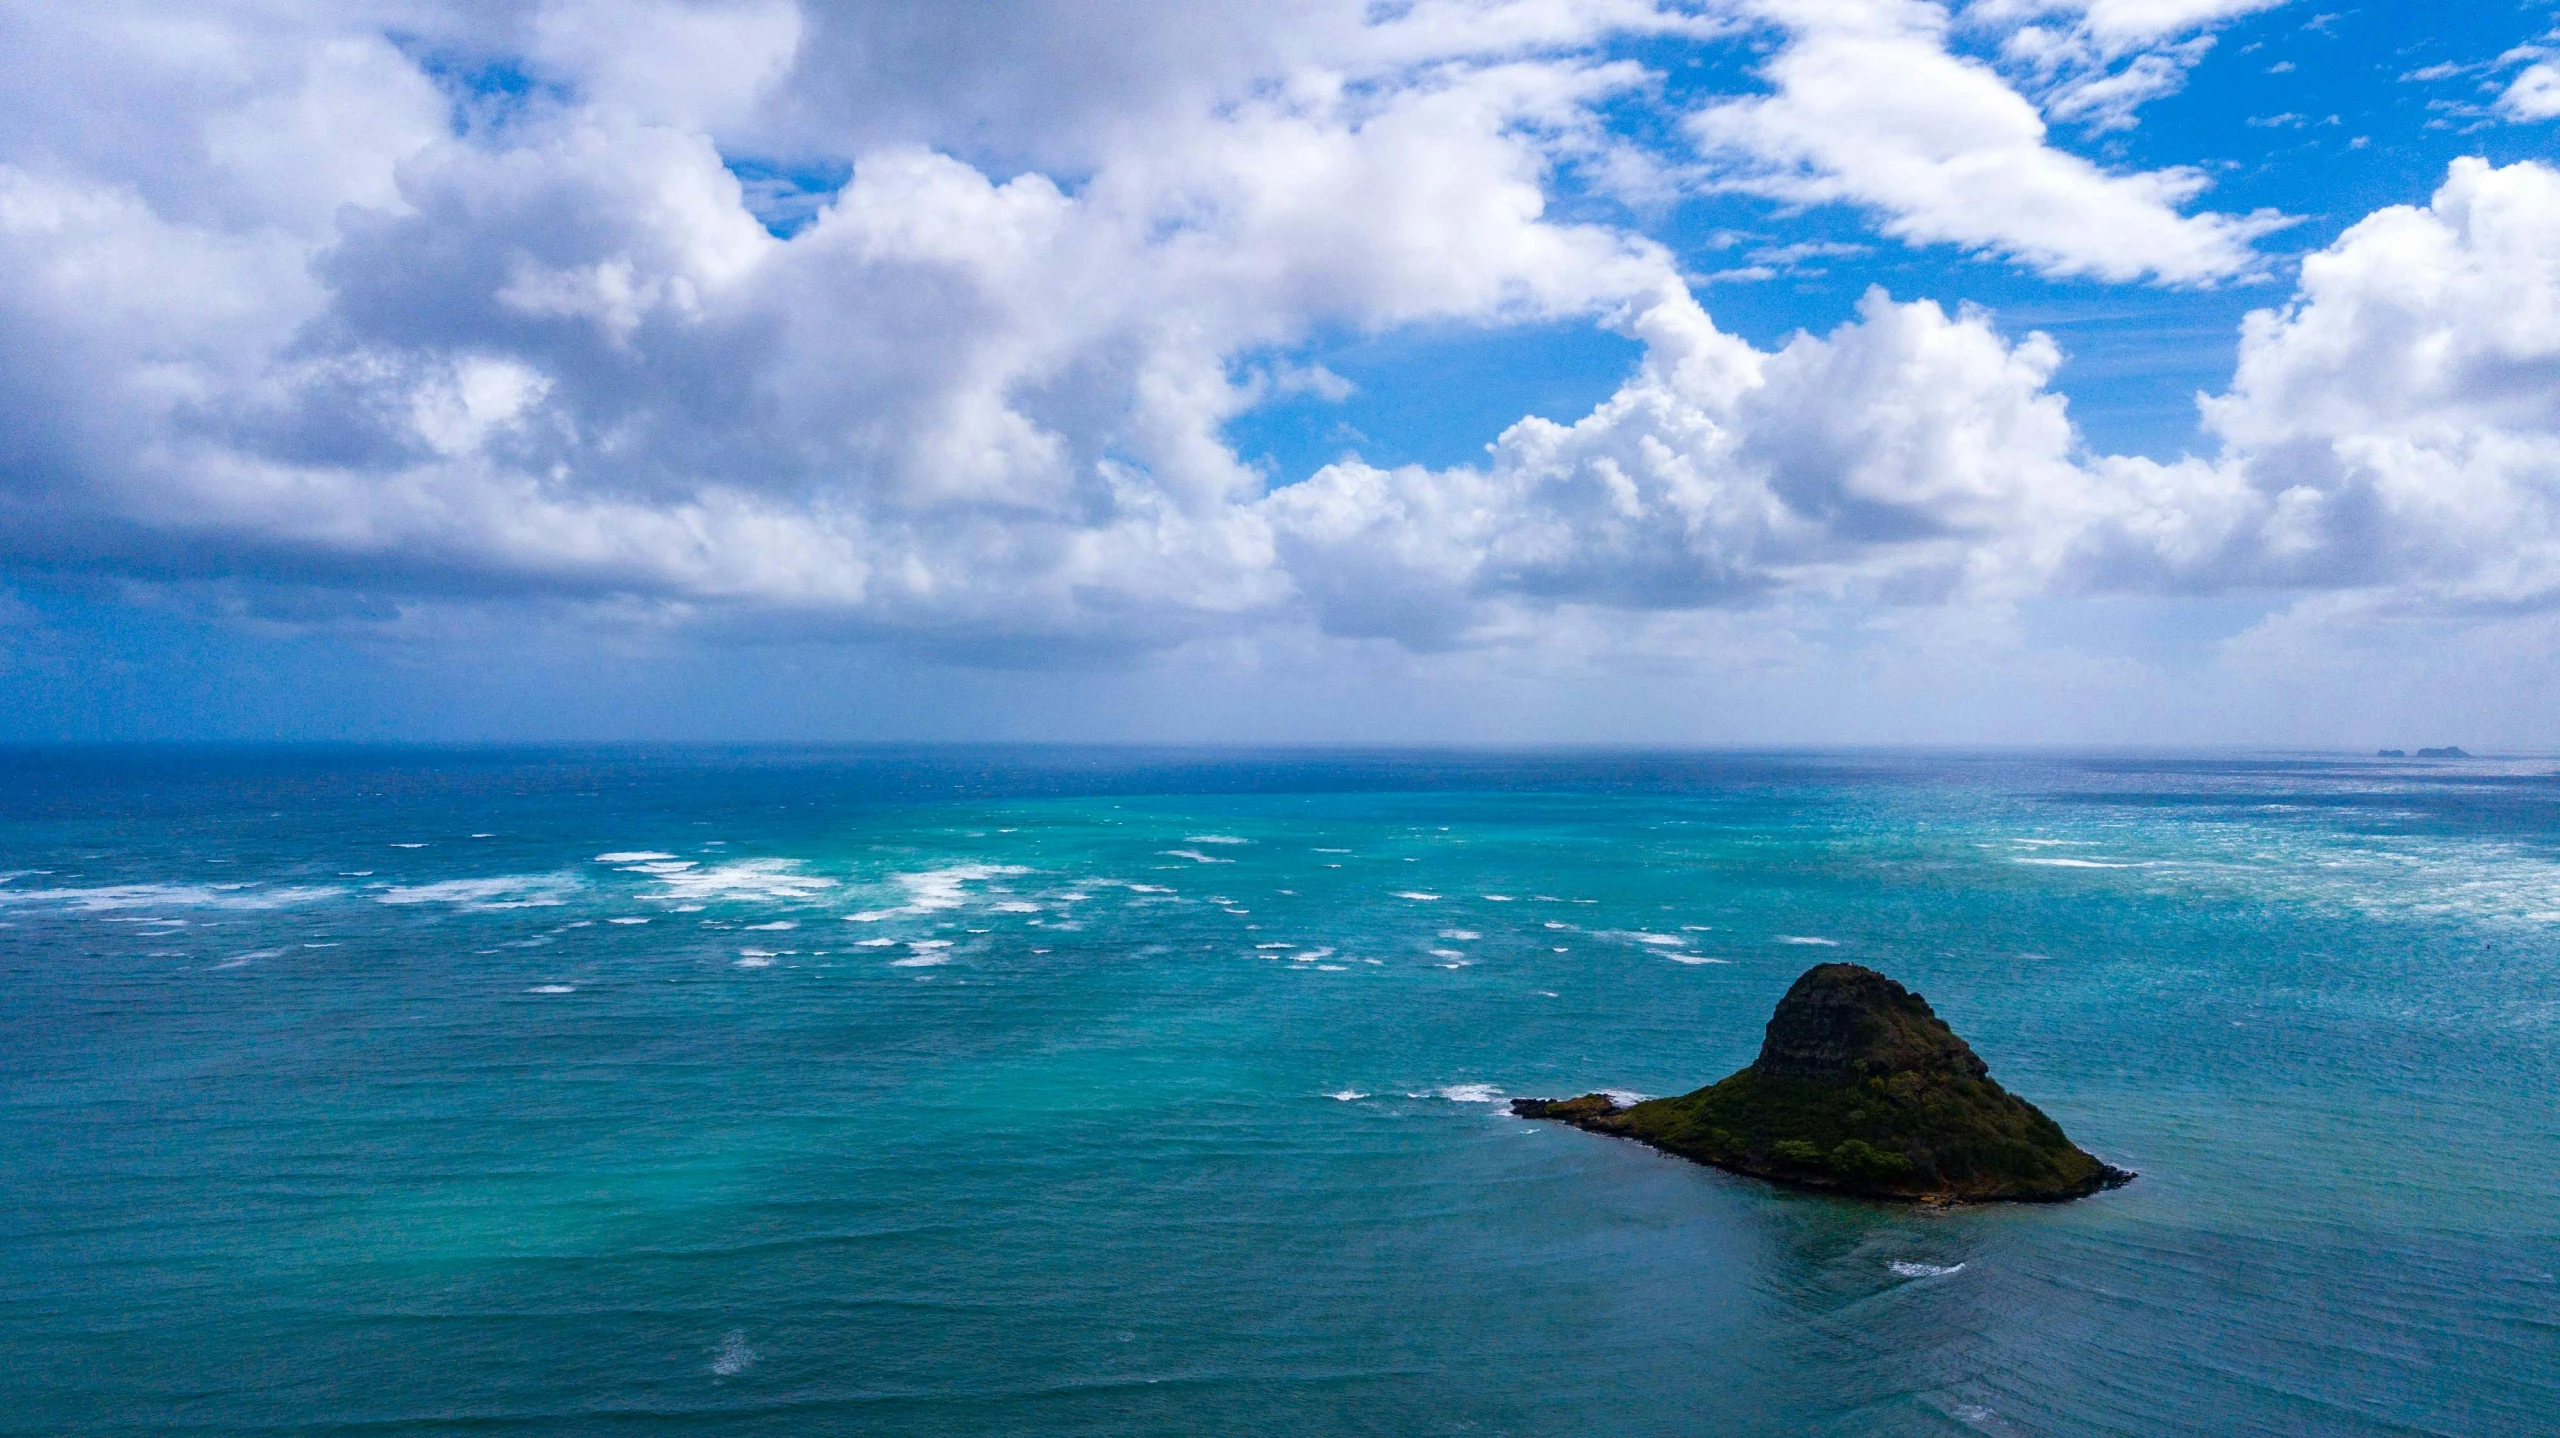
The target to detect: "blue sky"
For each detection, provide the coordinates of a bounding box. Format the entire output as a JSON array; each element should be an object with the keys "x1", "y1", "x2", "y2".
[{"x1": 3, "y1": 0, "x2": 2559, "y2": 744}]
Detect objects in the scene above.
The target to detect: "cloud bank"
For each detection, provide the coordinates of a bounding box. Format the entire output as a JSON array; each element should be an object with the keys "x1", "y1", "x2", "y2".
[{"x1": 2, "y1": 0, "x2": 2552, "y2": 688}]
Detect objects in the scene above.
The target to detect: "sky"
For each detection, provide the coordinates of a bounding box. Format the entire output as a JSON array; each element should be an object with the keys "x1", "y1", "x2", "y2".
[{"x1": 3, "y1": 0, "x2": 2559, "y2": 746}]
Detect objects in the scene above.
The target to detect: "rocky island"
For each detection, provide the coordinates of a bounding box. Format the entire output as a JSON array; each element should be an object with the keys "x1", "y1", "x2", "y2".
[{"x1": 1513, "y1": 963, "x2": 2132, "y2": 1203}]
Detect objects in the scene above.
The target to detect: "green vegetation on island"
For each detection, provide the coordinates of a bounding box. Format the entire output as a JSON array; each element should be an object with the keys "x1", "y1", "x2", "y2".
[{"x1": 1514, "y1": 963, "x2": 2133, "y2": 1203}]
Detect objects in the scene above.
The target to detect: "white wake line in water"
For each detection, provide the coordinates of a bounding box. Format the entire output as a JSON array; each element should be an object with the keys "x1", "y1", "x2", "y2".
[
  {"x1": 2012, "y1": 857, "x2": 2142, "y2": 869},
  {"x1": 0, "y1": 882, "x2": 348, "y2": 913}
]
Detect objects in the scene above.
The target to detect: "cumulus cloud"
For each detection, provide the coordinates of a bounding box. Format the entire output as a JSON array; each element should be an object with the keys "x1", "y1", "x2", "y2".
[
  {"x1": 1268, "y1": 156, "x2": 2560, "y2": 644},
  {"x1": 0, "y1": 0, "x2": 1693, "y2": 641},
  {"x1": 1687, "y1": 0, "x2": 2283, "y2": 283},
  {"x1": 1265, "y1": 284, "x2": 2090, "y2": 644},
  {"x1": 0, "y1": 0, "x2": 2553, "y2": 679},
  {"x1": 2078, "y1": 157, "x2": 2560, "y2": 604}
]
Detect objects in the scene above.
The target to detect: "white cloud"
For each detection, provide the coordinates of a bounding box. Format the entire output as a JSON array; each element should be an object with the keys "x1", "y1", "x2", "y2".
[
  {"x1": 1969, "y1": 0, "x2": 2285, "y2": 51},
  {"x1": 2499, "y1": 62, "x2": 2560, "y2": 122},
  {"x1": 0, "y1": 0, "x2": 2555, "y2": 699},
  {"x1": 533, "y1": 0, "x2": 804, "y2": 131},
  {"x1": 1263, "y1": 282, "x2": 2094, "y2": 643},
  {"x1": 1687, "y1": 1, "x2": 2282, "y2": 282},
  {"x1": 2078, "y1": 158, "x2": 2560, "y2": 604},
  {"x1": 1976, "y1": 0, "x2": 2287, "y2": 133},
  {"x1": 1268, "y1": 156, "x2": 2560, "y2": 643},
  {"x1": 0, "y1": 0, "x2": 1696, "y2": 641}
]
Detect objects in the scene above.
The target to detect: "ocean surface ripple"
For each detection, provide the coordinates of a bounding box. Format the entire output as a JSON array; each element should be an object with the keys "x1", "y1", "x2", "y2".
[{"x1": 1, "y1": 746, "x2": 2555, "y2": 1436}]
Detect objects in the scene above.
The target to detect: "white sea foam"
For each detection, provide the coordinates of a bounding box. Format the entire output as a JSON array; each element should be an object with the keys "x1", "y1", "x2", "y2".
[
  {"x1": 1632, "y1": 932, "x2": 1683, "y2": 947},
  {"x1": 1602, "y1": 1089, "x2": 1648, "y2": 1107},
  {"x1": 1314, "y1": 848, "x2": 1352, "y2": 854},
  {"x1": 622, "y1": 860, "x2": 696, "y2": 876},
  {"x1": 608, "y1": 916, "x2": 650, "y2": 925},
  {"x1": 596, "y1": 851, "x2": 677, "y2": 863},
  {"x1": 855, "y1": 937, "x2": 897, "y2": 947},
  {"x1": 1669, "y1": 954, "x2": 1732, "y2": 965},
  {"x1": 744, "y1": 920, "x2": 798, "y2": 931},
  {"x1": 1428, "y1": 948, "x2": 1469, "y2": 960},
  {"x1": 391, "y1": 843, "x2": 426, "y2": 849},
  {"x1": 712, "y1": 1331, "x2": 754, "y2": 1377},
  {"x1": 1395, "y1": 892, "x2": 1441, "y2": 901},
  {"x1": 0, "y1": 882, "x2": 345, "y2": 914},
  {"x1": 888, "y1": 864, "x2": 1032, "y2": 912},
  {"x1": 1327, "y1": 1090, "x2": 1368, "y2": 1101},
  {"x1": 1438, "y1": 1084, "x2": 1503, "y2": 1103},
  {"x1": 650, "y1": 859, "x2": 838, "y2": 904},
  {"x1": 378, "y1": 876, "x2": 577, "y2": 910},
  {"x1": 1777, "y1": 935, "x2": 1839, "y2": 946},
  {"x1": 1126, "y1": 883, "x2": 1173, "y2": 895},
  {"x1": 1185, "y1": 835, "x2": 1250, "y2": 845},
  {"x1": 890, "y1": 953, "x2": 951, "y2": 967},
  {"x1": 735, "y1": 953, "x2": 775, "y2": 968},
  {"x1": 1481, "y1": 894, "x2": 1515, "y2": 901},
  {"x1": 1439, "y1": 929, "x2": 1481, "y2": 940},
  {"x1": 1888, "y1": 1261, "x2": 1965, "y2": 1278},
  {"x1": 1256, "y1": 942, "x2": 1296, "y2": 950},
  {"x1": 1162, "y1": 850, "x2": 1232, "y2": 864},
  {"x1": 991, "y1": 900, "x2": 1041, "y2": 913},
  {"x1": 528, "y1": 984, "x2": 576, "y2": 994}
]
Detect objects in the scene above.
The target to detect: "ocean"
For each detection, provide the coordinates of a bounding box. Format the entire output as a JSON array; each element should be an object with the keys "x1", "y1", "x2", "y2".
[{"x1": 1, "y1": 746, "x2": 2553, "y2": 1436}]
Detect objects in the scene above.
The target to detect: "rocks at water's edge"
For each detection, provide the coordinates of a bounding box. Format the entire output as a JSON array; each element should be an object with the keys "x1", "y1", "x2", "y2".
[{"x1": 1512, "y1": 963, "x2": 2133, "y2": 1204}]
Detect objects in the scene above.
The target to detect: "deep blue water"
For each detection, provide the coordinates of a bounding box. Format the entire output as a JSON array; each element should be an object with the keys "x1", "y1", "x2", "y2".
[{"x1": 2, "y1": 746, "x2": 2555, "y2": 1436}]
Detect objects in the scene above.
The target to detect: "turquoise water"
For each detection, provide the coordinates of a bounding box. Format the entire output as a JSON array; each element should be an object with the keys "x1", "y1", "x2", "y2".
[{"x1": 3, "y1": 747, "x2": 2555, "y2": 1436}]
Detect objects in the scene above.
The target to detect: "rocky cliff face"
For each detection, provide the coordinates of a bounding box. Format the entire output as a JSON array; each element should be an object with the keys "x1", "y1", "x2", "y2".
[{"x1": 1515, "y1": 964, "x2": 2132, "y2": 1203}]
